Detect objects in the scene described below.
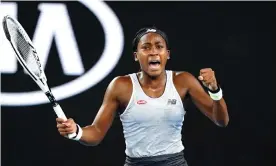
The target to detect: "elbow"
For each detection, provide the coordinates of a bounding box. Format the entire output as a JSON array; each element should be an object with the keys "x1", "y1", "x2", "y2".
[
  {"x1": 90, "y1": 140, "x2": 101, "y2": 146},
  {"x1": 216, "y1": 118, "x2": 229, "y2": 127},
  {"x1": 213, "y1": 109, "x2": 229, "y2": 127},
  {"x1": 89, "y1": 139, "x2": 102, "y2": 146},
  {"x1": 86, "y1": 142, "x2": 101, "y2": 147},
  {"x1": 80, "y1": 135, "x2": 103, "y2": 146},
  {"x1": 79, "y1": 125, "x2": 104, "y2": 146},
  {"x1": 80, "y1": 139, "x2": 102, "y2": 146}
]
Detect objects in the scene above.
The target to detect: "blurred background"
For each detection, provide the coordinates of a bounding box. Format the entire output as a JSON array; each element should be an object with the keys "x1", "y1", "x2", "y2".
[{"x1": 1, "y1": 1, "x2": 275, "y2": 166}]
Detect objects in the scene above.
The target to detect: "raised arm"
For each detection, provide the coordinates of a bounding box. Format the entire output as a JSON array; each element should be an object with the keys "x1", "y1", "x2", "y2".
[
  {"x1": 176, "y1": 69, "x2": 229, "y2": 127},
  {"x1": 56, "y1": 76, "x2": 125, "y2": 145}
]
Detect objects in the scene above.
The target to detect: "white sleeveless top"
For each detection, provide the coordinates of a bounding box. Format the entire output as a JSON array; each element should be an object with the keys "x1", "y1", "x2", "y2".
[{"x1": 120, "y1": 70, "x2": 186, "y2": 158}]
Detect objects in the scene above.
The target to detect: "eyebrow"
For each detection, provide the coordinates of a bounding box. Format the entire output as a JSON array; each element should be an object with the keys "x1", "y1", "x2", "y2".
[{"x1": 141, "y1": 41, "x2": 163, "y2": 45}]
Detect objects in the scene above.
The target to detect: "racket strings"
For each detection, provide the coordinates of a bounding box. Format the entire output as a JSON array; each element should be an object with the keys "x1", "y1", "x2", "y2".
[{"x1": 7, "y1": 20, "x2": 42, "y2": 77}]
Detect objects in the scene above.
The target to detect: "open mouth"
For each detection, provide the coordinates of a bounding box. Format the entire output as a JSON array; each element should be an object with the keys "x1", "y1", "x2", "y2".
[{"x1": 148, "y1": 60, "x2": 161, "y2": 70}]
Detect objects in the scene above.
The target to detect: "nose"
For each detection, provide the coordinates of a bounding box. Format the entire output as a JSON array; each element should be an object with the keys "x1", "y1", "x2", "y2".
[{"x1": 149, "y1": 47, "x2": 158, "y2": 56}]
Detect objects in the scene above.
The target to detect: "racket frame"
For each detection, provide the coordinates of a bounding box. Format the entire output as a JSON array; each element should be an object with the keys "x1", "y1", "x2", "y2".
[{"x1": 2, "y1": 15, "x2": 76, "y2": 139}]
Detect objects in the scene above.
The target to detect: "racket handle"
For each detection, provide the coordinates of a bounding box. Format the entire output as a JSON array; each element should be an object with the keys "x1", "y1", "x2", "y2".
[{"x1": 53, "y1": 104, "x2": 76, "y2": 139}]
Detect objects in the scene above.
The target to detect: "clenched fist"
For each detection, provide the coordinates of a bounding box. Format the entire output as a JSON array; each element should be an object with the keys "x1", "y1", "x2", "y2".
[
  {"x1": 56, "y1": 118, "x2": 77, "y2": 137},
  {"x1": 198, "y1": 68, "x2": 218, "y2": 91}
]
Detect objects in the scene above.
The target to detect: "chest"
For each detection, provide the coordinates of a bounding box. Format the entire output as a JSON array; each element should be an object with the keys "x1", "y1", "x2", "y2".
[
  {"x1": 119, "y1": 83, "x2": 188, "y2": 109},
  {"x1": 129, "y1": 93, "x2": 185, "y2": 125},
  {"x1": 140, "y1": 85, "x2": 166, "y2": 98}
]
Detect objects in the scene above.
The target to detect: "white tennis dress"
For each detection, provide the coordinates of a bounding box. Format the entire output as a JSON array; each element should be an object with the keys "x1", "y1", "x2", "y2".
[{"x1": 120, "y1": 70, "x2": 186, "y2": 158}]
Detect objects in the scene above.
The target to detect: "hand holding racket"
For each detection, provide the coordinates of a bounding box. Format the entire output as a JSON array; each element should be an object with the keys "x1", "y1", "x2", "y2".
[
  {"x1": 2, "y1": 15, "x2": 76, "y2": 139},
  {"x1": 56, "y1": 118, "x2": 78, "y2": 137}
]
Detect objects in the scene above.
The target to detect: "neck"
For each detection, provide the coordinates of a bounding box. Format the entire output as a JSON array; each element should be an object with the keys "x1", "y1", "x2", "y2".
[{"x1": 138, "y1": 70, "x2": 166, "y2": 89}]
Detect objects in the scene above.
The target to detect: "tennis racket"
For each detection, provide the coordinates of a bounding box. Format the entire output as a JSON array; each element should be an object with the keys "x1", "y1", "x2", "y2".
[{"x1": 2, "y1": 15, "x2": 76, "y2": 139}]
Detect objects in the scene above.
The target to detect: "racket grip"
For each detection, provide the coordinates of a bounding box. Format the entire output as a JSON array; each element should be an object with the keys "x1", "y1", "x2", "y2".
[{"x1": 53, "y1": 104, "x2": 77, "y2": 139}]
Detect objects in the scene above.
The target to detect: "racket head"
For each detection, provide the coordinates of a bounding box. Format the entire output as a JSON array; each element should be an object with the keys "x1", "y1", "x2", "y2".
[
  {"x1": 3, "y1": 16, "x2": 75, "y2": 138},
  {"x1": 2, "y1": 15, "x2": 47, "y2": 83}
]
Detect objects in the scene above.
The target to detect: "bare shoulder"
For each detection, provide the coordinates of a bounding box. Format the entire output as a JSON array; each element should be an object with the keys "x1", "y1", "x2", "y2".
[
  {"x1": 170, "y1": 71, "x2": 197, "y2": 98},
  {"x1": 174, "y1": 71, "x2": 194, "y2": 78},
  {"x1": 107, "y1": 75, "x2": 132, "y2": 101},
  {"x1": 171, "y1": 71, "x2": 203, "y2": 99},
  {"x1": 109, "y1": 75, "x2": 132, "y2": 90},
  {"x1": 173, "y1": 71, "x2": 198, "y2": 86}
]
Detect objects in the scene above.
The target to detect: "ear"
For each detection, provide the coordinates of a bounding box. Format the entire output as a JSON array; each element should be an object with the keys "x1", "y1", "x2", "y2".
[
  {"x1": 167, "y1": 50, "x2": 171, "y2": 59},
  {"x1": 133, "y1": 52, "x2": 138, "y2": 61}
]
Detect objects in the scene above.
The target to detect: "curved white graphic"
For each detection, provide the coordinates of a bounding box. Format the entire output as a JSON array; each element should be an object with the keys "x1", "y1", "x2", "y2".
[{"x1": 1, "y1": 0, "x2": 124, "y2": 106}]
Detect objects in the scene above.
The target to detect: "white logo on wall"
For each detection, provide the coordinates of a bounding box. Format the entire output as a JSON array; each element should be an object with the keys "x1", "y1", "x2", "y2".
[{"x1": 0, "y1": 0, "x2": 124, "y2": 106}]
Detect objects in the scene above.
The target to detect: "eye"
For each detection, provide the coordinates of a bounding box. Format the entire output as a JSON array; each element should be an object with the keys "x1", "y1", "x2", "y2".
[
  {"x1": 157, "y1": 45, "x2": 164, "y2": 49},
  {"x1": 142, "y1": 46, "x2": 150, "y2": 50}
]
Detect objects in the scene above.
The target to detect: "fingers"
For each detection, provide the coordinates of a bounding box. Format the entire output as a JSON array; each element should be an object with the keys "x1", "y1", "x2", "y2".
[
  {"x1": 56, "y1": 118, "x2": 66, "y2": 124},
  {"x1": 199, "y1": 68, "x2": 213, "y2": 81},
  {"x1": 57, "y1": 125, "x2": 75, "y2": 133},
  {"x1": 203, "y1": 76, "x2": 215, "y2": 85},
  {"x1": 56, "y1": 118, "x2": 73, "y2": 125},
  {"x1": 198, "y1": 75, "x2": 204, "y2": 81},
  {"x1": 198, "y1": 68, "x2": 218, "y2": 89},
  {"x1": 56, "y1": 118, "x2": 77, "y2": 136},
  {"x1": 59, "y1": 132, "x2": 67, "y2": 137},
  {"x1": 199, "y1": 68, "x2": 214, "y2": 76},
  {"x1": 199, "y1": 68, "x2": 212, "y2": 75},
  {"x1": 199, "y1": 72, "x2": 215, "y2": 83}
]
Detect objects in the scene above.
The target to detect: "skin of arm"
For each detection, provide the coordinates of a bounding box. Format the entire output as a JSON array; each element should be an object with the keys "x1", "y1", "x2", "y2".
[
  {"x1": 56, "y1": 76, "x2": 132, "y2": 145},
  {"x1": 80, "y1": 76, "x2": 132, "y2": 145},
  {"x1": 174, "y1": 71, "x2": 229, "y2": 127}
]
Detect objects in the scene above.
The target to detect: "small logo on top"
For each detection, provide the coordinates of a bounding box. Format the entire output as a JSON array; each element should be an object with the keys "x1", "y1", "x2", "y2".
[{"x1": 137, "y1": 100, "x2": 147, "y2": 105}]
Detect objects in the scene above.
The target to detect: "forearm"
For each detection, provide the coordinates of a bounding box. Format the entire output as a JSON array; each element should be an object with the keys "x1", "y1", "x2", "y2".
[
  {"x1": 78, "y1": 125, "x2": 103, "y2": 146},
  {"x1": 206, "y1": 85, "x2": 229, "y2": 127},
  {"x1": 211, "y1": 98, "x2": 229, "y2": 127}
]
